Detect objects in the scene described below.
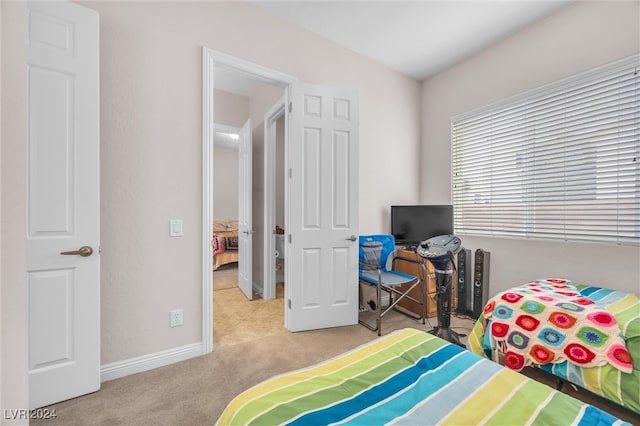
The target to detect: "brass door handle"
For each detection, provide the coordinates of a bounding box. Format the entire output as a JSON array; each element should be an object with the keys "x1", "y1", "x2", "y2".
[{"x1": 60, "y1": 246, "x2": 93, "y2": 257}]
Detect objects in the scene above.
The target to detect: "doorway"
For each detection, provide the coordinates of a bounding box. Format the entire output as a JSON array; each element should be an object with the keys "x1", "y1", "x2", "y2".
[
  {"x1": 210, "y1": 113, "x2": 284, "y2": 346},
  {"x1": 203, "y1": 48, "x2": 295, "y2": 353},
  {"x1": 203, "y1": 48, "x2": 361, "y2": 351}
]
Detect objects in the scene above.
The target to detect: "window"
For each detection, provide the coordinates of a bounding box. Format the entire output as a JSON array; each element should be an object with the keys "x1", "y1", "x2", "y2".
[{"x1": 452, "y1": 55, "x2": 640, "y2": 245}]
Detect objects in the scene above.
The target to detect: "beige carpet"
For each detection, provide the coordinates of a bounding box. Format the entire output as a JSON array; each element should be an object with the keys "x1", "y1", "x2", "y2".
[
  {"x1": 213, "y1": 283, "x2": 286, "y2": 346},
  {"x1": 212, "y1": 264, "x2": 239, "y2": 291}
]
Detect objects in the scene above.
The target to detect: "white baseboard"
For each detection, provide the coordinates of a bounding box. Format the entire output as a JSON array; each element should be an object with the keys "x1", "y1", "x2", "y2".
[{"x1": 100, "y1": 342, "x2": 203, "y2": 383}]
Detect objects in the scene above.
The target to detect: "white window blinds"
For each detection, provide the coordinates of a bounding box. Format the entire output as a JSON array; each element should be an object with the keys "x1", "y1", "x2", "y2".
[{"x1": 451, "y1": 55, "x2": 640, "y2": 245}]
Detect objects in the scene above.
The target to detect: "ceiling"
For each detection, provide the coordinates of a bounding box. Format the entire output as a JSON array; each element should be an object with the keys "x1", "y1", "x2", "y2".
[
  {"x1": 214, "y1": 66, "x2": 253, "y2": 96},
  {"x1": 251, "y1": 0, "x2": 574, "y2": 81}
]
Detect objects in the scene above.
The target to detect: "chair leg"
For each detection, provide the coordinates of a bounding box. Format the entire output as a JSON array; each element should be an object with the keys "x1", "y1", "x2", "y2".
[
  {"x1": 359, "y1": 279, "x2": 427, "y2": 336},
  {"x1": 358, "y1": 318, "x2": 379, "y2": 334},
  {"x1": 376, "y1": 281, "x2": 382, "y2": 335},
  {"x1": 358, "y1": 281, "x2": 381, "y2": 335},
  {"x1": 387, "y1": 279, "x2": 424, "y2": 322}
]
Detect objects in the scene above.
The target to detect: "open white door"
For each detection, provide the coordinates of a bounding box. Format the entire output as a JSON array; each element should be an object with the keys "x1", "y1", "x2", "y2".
[
  {"x1": 286, "y1": 82, "x2": 359, "y2": 332},
  {"x1": 238, "y1": 119, "x2": 253, "y2": 300},
  {"x1": 27, "y1": 2, "x2": 100, "y2": 408}
]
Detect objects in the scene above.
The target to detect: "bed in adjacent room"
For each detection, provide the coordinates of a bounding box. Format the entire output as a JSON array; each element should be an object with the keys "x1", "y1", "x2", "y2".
[
  {"x1": 217, "y1": 327, "x2": 629, "y2": 425},
  {"x1": 212, "y1": 219, "x2": 239, "y2": 271},
  {"x1": 467, "y1": 278, "x2": 640, "y2": 415}
]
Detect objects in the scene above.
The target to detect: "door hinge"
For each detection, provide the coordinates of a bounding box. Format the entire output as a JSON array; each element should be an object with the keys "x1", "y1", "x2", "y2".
[
  {"x1": 288, "y1": 299, "x2": 291, "y2": 309},
  {"x1": 288, "y1": 168, "x2": 292, "y2": 178},
  {"x1": 288, "y1": 234, "x2": 292, "y2": 244},
  {"x1": 289, "y1": 102, "x2": 292, "y2": 113}
]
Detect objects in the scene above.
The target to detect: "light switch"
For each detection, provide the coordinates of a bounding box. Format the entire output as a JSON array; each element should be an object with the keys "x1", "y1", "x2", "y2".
[{"x1": 170, "y1": 219, "x2": 183, "y2": 237}]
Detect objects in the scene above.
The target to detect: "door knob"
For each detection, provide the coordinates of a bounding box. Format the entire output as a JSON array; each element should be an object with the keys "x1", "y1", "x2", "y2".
[
  {"x1": 60, "y1": 246, "x2": 93, "y2": 257},
  {"x1": 345, "y1": 235, "x2": 357, "y2": 242},
  {"x1": 242, "y1": 230, "x2": 256, "y2": 235}
]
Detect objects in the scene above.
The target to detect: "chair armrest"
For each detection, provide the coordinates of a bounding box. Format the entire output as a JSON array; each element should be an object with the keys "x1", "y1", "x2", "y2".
[
  {"x1": 394, "y1": 255, "x2": 423, "y2": 265},
  {"x1": 392, "y1": 255, "x2": 426, "y2": 282}
]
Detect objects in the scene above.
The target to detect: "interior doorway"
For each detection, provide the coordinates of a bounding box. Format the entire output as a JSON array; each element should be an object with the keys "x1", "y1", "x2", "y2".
[
  {"x1": 203, "y1": 48, "x2": 296, "y2": 353},
  {"x1": 203, "y1": 48, "x2": 361, "y2": 349},
  {"x1": 210, "y1": 113, "x2": 284, "y2": 346}
]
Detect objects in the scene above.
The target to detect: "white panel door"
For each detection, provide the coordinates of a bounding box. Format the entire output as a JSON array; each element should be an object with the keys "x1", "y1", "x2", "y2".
[
  {"x1": 286, "y1": 83, "x2": 359, "y2": 332},
  {"x1": 238, "y1": 119, "x2": 253, "y2": 300},
  {"x1": 27, "y1": 1, "x2": 100, "y2": 409}
]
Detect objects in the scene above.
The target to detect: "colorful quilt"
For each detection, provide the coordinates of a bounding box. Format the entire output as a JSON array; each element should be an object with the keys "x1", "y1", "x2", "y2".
[
  {"x1": 468, "y1": 282, "x2": 640, "y2": 413},
  {"x1": 212, "y1": 234, "x2": 239, "y2": 254},
  {"x1": 482, "y1": 279, "x2": 632, "y2": 373},
  {"x1": 217, "y1": 328, "x2": 628, "y2": 425},
  {"x1": 212, "y1": 230, "x2": 239, "y2": 270}
]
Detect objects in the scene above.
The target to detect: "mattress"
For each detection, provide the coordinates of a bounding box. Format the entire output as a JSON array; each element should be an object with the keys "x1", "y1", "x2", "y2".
[
  {"x1": 217, "y1": 328, "x2": 628, "y2": 425},
  {"x1": 468, "y1": 282, "x2": 640, "y2": 414}
]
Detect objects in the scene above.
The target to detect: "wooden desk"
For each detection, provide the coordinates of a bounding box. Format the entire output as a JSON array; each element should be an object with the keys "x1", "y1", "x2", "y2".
[{"x1": 394, "y1": 249, "x2": 457, "y2": 318}]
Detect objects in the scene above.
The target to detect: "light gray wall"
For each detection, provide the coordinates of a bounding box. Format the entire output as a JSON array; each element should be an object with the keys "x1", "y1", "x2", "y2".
[
  {"x1": 420, "y1": 1, "x2": 640, "y2": 295},
  {"x1": 213, "y1": 88, "x2": 250, "y2": 128},
  {"x1": 213, "y1": 146, "x2": 239, "y2": 220}
]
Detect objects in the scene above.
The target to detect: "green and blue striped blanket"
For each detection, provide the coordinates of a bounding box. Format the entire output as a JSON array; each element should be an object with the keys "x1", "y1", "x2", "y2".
[{"x1": 217, "y1": 328, "x2": 628, "y2": 425}]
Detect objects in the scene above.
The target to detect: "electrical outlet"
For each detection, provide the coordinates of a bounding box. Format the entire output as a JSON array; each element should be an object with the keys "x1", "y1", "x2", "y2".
[{"x1": 170, "y1": 309, "x2": 183, "y2": 327}]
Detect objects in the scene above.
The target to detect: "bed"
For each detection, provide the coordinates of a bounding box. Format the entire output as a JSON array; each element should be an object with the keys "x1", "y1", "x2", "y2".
[
  {"x1": 217, "y1": 328, "x2": 628, "y2": 425},
  {"x1": 212, "y1": 219, "x2": 239, "y2": 271},
  {"x1": 467, "y1": 278, "x2": 640, "y2": 415}
]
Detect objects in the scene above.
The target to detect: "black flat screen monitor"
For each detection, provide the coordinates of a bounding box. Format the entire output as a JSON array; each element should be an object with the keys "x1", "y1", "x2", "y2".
[{"x1": 391, "y1": 205, "x2": 454, "y2": 247}]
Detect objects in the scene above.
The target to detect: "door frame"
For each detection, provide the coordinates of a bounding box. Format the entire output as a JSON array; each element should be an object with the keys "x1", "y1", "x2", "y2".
[
  {"x1": 262, "y1": 97, "x2": 285, "y2": 301},
  {"x1": 201, "y1": 48, "x2": 296, "y2": 354}
]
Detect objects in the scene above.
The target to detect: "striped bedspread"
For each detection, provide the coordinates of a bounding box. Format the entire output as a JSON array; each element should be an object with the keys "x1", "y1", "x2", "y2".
[
  {"x1": 468, "y1": 284, "x2": 640, "y2": 414},
  {"x1": 217, "y1": 328, "x2": 628, "y2": 425}
]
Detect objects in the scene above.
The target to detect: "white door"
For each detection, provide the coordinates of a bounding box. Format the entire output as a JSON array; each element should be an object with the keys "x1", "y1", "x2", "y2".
[
  {"x1": 238, "y1": 119, "x2": 253, "y2": 300},
  {"x1": 27, "y1": 1, "x2": 100, "y2": 409},
  {"x1": 286, "y1": 82, "x2": 359, "y2": 332}
]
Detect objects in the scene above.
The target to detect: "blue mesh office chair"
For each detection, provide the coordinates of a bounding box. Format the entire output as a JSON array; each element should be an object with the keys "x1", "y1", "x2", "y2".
[{"x1": 358, "y1": 234, "x2": 426, "y2": 335}]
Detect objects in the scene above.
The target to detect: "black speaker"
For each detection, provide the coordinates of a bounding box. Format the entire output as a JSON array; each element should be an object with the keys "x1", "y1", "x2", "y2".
[
  {"x1": 456, "y1": 248, "x2": 472, "y2": 315},
  {"x1": 472, "y1": 249, "x2": 490, "y2": 319}
]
